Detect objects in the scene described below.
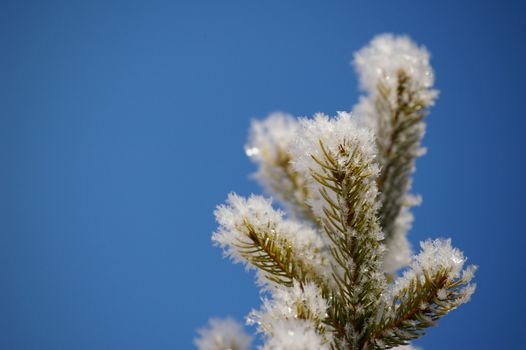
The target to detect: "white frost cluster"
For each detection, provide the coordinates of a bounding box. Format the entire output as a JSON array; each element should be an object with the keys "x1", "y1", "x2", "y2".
[
  {"x1": 213, "y1": 193, "x2": 281, "y2": 264},
  {"x1": 213, "y1": 193, "x2": 328, "y2": 285},
  {"x1": 259, "y1": 319, "x2": 329, "y2": 350},
  {"x1": 245, "y1": 112, "x2": 299, "y2": 162},
  {"x1": 412, "y1": 238, "x2": 467, "y2": 277},
  {"x1": 290, "y1": 112, "x2": 379, "y2": 221},
  {"x1": 395, "y1": 239, "x2": 477, "y2": 302},
  {"x1": 245, "y1": 112, "x2": 312, "y2": 220},
  {"x1": 353, "y1": 33, "x2": 436, "y2": 99},
  {"x1": 248, "y1": 281, "x2": 328, "y2": 332},
  {"x1": 291, "y1": 112, "x2": 377, "y2": 177},
  {"x1": 194, "y1": 317, "x2": 252, "y2": 350},
  {"x1": 352, "y1": 33, "x2": 438, "y2": 136},
  {"x1": 352, "y1": 33, "x2": 437, "y2": 146}
]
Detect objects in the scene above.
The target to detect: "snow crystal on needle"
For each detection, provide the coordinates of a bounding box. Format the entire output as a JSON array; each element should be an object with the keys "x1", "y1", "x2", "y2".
[{"x1": 353, "y1": 33, "x2": 435, "y2": 94}]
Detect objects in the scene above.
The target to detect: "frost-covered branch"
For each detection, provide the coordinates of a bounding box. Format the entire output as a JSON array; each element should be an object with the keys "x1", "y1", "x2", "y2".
[
  {"x1": 213, "y1": 194, "x2": 330, "y2": 288},
  {"x1": 369, "y1": 239, "x2": 476, "y2": 348},
  {"x1": 290, "y1": 113, "x2": 387, "y2": 348},
  {"x1": 248, "y1": 281, "x2": 332, "y2": 349},
  {"x1": 246, "y1": 113, "x2": 317, "y2": 224},
  {"x1": 353, "y1": 34, "x2": 439, "y2": 273},
  {"x1": 197, "y1": 33, "x2": 476, "y2": 350}
]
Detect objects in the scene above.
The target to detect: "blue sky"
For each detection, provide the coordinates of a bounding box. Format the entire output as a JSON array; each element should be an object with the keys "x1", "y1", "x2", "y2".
[{"x1": 1, "y1": 0, "x2": 525, "y2": 349}]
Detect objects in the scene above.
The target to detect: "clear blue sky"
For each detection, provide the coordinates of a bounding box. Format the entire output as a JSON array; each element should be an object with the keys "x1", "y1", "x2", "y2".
[{"x1": 1, "y1": 1, "x2": 525, "y2": 349}]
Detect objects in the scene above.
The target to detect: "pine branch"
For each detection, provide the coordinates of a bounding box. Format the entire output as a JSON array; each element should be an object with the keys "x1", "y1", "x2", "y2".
[
  {"x1": 366, "y1": 239, "x2": 477, "y2": 349},
  {"x1": 352, "y1": 34, "x2": 439, "y2": 274},
  {"x1": 309, "y1": 139, "x2": 386, "y2": 349},
  {"x1": 376, "y1": 71, "x2": 429, "y2": 245},
  {"x1": 201, "y1": 35, "x2": 476, "y2": 350},
  {"x1": 368, "y1": 267, "x2": 475, "y2": 349},
  {"x1": 247, "y1": 113, "x2": 318, "y2": 225},
  {"x1": 236, "y1": 214, "x2": 345, "y2": 348},
  {"x1": 233, "y1": 220, "x2": 315, "y2": 287},
  {"x1": 256, "y1": 146, "x2": 318, "y2": 224},
  {"x1": 213, "y1": 194, "x2": 331, "y2": 291}
]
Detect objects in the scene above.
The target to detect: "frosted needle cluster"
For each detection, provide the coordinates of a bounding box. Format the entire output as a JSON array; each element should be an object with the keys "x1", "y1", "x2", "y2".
[{"x1": 195, "y1": 33, "x2": 476, "y2": 350}]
